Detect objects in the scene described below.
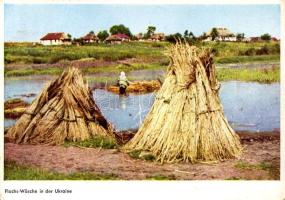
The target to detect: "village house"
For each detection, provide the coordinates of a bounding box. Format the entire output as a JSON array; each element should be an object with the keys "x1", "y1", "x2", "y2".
[
  {"x1": 204, "y1": 27, "x2": 237, "y2": 42},
  {"x1": 40, "y1": 32, "x2": 71, "y2": 45},
  {"x1": 249, "y1": 37, "x2": 262, "y2": 42},
  {"x1": 135, "y1": 33, "x2": 144, "y2": 41},
  {"x1": 82, "y1": 32, "x2": 99, "y2": 43},
  {"x1": 150, "y1": 33, "x2": 165, "y2": 41},
  {"x1": 105, "y1": 33, "x2": 130, "y2": 44},
  {"x1": 271, "y1": 37, "x2": 279, "y2": 42}
]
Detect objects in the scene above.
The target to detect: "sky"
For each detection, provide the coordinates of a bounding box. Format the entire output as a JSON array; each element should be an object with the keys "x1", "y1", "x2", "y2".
[{"x1": 4, "y1": 4, "x2": 280, "y2": 42}]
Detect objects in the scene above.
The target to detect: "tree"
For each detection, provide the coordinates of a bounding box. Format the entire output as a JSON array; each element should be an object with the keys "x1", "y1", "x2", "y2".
[
  {"x1": 198, "y1": 32, "x2": 208, "y2": 41},
  {"x1": 165, "y1": 33, "x2": 183, "y2": 43},
  {"x1": 147, "y1": 26, "x2": 156, "y2": 36},
  {"x1": 261, "y1": 33, "x2": 271, "y2": 41},
  {"x1": 184, "y1": 30, "x2": 189, "y2": 38},
  {"x1": 210, "y1": 28, "x2": 219, "y2": 41},
  {"x1": 67, "y1": 33, "x2": 72, "y2": 39},
  {"x1": 97, "y1": 30, "x2": 109, "y2": 41},
  {"x1": 142, "y1": 33, "x2": 149, "y2": 40},
  {"x1": 236, "y1": 33, "x2": 245, "y2": 41},
  {"x1": 183, "y1": 30, "x2": 196, "y2": 43},
  {"x1": 89, "y1": 30, "x2": 95, "y2": 34},
  {"x1": 109, "y1": 24, "x2": 132, "y2": 36}
]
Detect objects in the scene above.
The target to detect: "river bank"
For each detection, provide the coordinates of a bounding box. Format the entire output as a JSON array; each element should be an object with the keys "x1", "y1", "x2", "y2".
[{"x1": 4, "y1": 130, "x2": 280, "y2": 180}]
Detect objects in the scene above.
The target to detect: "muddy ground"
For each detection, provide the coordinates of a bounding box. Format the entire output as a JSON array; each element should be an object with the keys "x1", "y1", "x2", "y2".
[{"x1": 4, "y1": 131, "x2": 280, "y2": 180}]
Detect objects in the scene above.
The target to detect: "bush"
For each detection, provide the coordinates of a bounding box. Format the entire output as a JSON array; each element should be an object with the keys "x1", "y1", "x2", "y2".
[
  {"x1": 273, "y1": 43, "x2": 280, "y2": 54},
  {"x1": 211, "y1": 48, "x2": 219, "y2": 56},
  {"x1": 256, "y1": 45, "x2": 269, "y2": 55},
  {"x1": 151, "y1": 43, "x2": 163, "y2": 48},
  {"x1": 244, "y1": 48, "x2": 256, "y2": 56}
]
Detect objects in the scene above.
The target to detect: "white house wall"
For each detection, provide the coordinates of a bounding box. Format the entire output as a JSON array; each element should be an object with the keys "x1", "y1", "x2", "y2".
[{"x1": 40, "y1": 39, "x2": 70, "y2": 45}]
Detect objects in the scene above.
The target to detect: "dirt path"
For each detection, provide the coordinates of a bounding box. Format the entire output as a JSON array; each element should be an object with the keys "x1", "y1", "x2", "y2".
[{"x1": 4, "y1": 133, "x2": 279, "y2": 180}]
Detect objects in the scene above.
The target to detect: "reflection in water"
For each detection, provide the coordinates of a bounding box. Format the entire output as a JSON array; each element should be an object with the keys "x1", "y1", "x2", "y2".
[
  {"x1": 93, "y1": 89, "x2": 155, "y2": 131},
  {"x1": 119, "y1": 95, "x2": 127, "y2": 110},
  {"x1": 4, "y1": 76, "x2": 280, "y2": 132}
]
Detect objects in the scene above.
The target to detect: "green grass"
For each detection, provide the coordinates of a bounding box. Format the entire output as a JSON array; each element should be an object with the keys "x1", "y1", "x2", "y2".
[
  {"x1": 128, "y1": 150, "x2": 142, "y2": 159},
  {"x1": 215, "y1": 55, "x2": 280, "y2": 64},
  {"x1": 4, "y1": 42, "x2": 280, "y2": 83},
  {"x1": 235, "y1": 161, "x2": 258, "y2": 170},
  {"x1": 4, "y1": 65, "x2": 280, "y2": 83},
  {"x1": 234, "y1": 161, "x2": 279, "y2": 179},
  {"x1": 5, "y1": 67, "x2": 63, "y2": 77},
  {"x1": 4, "y1": 63, "x2": 166, "y2": 77},
  {"x1": 64, "y1": 135, "x2": 117, "y2": 149},
  {"x1": 5, "y1": 41, "x2": 280, "y2": 65},
  {"x1": 146, "y1": 174, "x2": 176, "y2": 180},
  {"x1": 216, "y1": 66, "x2": 279, "y2": 83},
  {"x1": 4, "y1": 42, "x2": 169, "y2": 65},
  {"x1": 128, "y1": 150, "x2": 156, "y2": 161},
  {"x1": 4, "y1": 161, "x2": 118, "y2": 180}
]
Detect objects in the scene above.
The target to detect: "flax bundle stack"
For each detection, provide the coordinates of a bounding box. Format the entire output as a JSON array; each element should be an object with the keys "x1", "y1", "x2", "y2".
[
  {"x1": 7, "y1": 68, "x2": 112, "y2": 145},
  {"x1": 124, "y1": 42, "x2": 242, "y2": 163}
]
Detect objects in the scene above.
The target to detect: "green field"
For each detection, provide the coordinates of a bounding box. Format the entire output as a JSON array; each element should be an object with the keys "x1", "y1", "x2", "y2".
[
  {"x1": 4, "y1": 42, "x2": 168, "y2": 65},
  {"x1": 5, "y1": 41, "x2": 280, "y2": 65},
  {"x1": 4, "y1": 64, "x2": 280, "y2": 83},
  {"x1": 4, "y1": 41, "x2": 280, "y2": 83}
]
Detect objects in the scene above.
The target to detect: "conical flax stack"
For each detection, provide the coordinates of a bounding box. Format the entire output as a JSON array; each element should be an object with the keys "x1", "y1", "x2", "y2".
[
  {"x1": 124, "y1": 42, "x2": 242, "y2": 163},
  {"x1": 7, "y1": 67, "x2": 113, "y2": 145}
]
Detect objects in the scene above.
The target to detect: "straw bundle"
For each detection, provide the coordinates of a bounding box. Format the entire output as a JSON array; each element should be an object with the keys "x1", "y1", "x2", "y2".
[
  {"x1": 124, "y1": 42, "x2": 242, "y2": 163},
  {"x1": 108, "y1": 80, "x2": 161, "y2": 94},
  {"x1": 7, "y1": 67, "x2": 112, "y2": 145}
]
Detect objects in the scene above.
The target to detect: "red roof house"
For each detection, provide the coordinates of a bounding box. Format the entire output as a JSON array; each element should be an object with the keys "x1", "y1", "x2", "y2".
[
  {"x1": 105, "y1": 33, "x2": 130, "y2": 43},
  {"x1": 40, "y1": 32, "x2": 71, "y2": 45},
  {"x1": 271, "y1": 37, "x2": 279, "y2": 42}
]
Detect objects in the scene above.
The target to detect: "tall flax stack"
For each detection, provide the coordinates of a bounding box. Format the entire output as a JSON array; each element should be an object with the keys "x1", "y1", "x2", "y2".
[
  {"x1": 124, "y1": 42, "x2": 242, "y2": 163},
  {"x1": 7, "y1": 67, "x2": 113, "y2": 145}
]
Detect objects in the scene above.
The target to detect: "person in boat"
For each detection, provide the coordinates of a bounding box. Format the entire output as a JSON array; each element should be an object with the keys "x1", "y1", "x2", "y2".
[{"x1": 118, "y1": 71, "x2": 130, "y2": 95}]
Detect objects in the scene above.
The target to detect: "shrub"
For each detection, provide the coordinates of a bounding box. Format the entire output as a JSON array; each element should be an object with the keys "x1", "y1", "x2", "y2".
[
  {"x1": 244, "y1": 48, "x2": 256, "y2": 56},
  {"x1": 151, "y1": 43, "x2": 163, "y2": 48},
  {"x1": 256, "y1": 45, "x2": 269, "y2": 55}
]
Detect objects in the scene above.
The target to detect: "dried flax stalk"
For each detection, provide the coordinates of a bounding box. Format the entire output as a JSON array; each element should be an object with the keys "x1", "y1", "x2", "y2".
[
  {"x1": 7, "y1": 67, "x2": 113, "y2": 145},
  {"x1": 124, "y1": 42, "x2": 242, "y2": 163}
]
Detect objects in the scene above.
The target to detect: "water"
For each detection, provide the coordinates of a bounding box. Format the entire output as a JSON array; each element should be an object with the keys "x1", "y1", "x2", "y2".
[
  {"x1": 4, "y1": 76, "x2": 280, "y2": 132},
  {"x1": 220, "y1": 81, "x2": 280, "y2": 132},
  {"x1": 93, "y1": 90, "x2": 155, "y2": 131}
]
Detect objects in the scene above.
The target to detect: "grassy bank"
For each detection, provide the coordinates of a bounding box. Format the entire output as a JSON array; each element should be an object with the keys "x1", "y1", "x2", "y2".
[
  {"x1": 215, "y1": 55, "x2": 280, "y2": 64},
  {"x1": 216, "y1": 66, "x2": 279, "y2": 83},
  {"x1": 4, "y1": 161, "x2": 118, "y2": 180},
  {"x1": 5, "y1": 42, "x2": 168, "y2": 65},
  {"x1": 64, "y1": 135, "x2": 117, "y2": 149},
  {"x1": 5, "y1": 65, "x2": 280, "y2": 83},
  {"x1": 5, "y1": 41, "x2": 280, "y2": 65},
  {"x1": 4, "y1": 63, "x2": 166, "y2": 77}
]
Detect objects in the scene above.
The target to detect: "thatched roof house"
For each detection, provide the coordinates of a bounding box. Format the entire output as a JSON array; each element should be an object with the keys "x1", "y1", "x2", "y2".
[
  {"x1": 204, "y1": 27, "x2": 236, "y2": 42},
  {"x1": 82, "y1": 32, "x2": 99, "y2": 43},
  {"x1": 150, "y1": 33, "x2": 165, "y2": 41},
  {"x1": 135, "y1": 33, "x2": 143, "y2": 41},
  {"x1": 105, "y1": 33, "x2": 130, "y2": 44},
  {"x1": 6, "y1": 68, "x2": 113, "y2": 145}
]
